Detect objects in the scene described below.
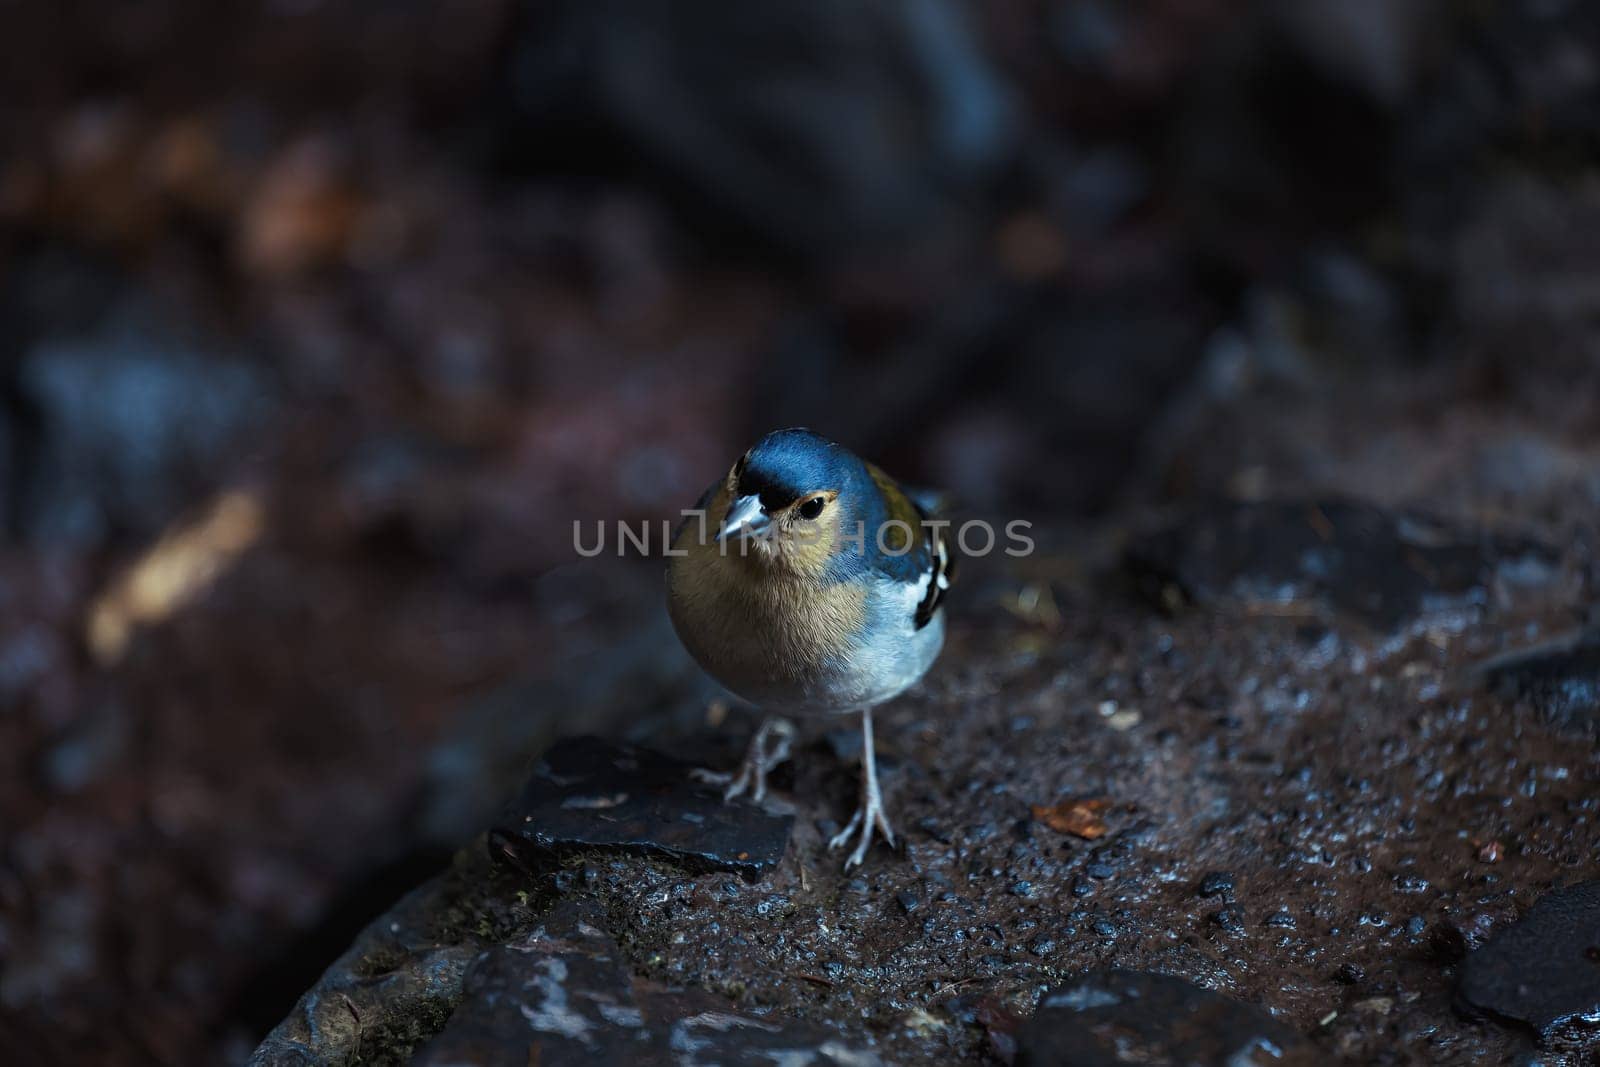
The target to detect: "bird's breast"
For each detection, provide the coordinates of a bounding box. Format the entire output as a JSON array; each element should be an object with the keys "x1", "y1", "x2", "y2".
[{"x1": 667, "y1": 530, "x2": 873, "y2": 712}]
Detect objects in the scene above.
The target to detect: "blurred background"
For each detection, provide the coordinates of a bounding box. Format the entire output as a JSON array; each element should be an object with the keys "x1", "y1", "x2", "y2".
[{"x1": 1, "y1": 0, "x2": 1597, "y2": 1062}]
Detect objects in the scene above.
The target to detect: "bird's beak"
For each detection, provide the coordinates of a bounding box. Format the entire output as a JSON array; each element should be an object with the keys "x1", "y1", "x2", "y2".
[{"x1": 716, "y1": 494, "x2": 770, "y2": 541}]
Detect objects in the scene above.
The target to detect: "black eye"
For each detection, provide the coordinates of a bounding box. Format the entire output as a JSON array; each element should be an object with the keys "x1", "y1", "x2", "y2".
[{"x1": 798, "y1": 496, "x2": 826, "y2": 520}]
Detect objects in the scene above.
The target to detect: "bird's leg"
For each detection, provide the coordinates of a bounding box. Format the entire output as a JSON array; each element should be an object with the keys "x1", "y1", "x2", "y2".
[
  {"x1": 828, "y1": 706, "x2": 896, "y2": 868},
  {"x1": 691, "y1": 716, "x2": 795, "y2": 803}
]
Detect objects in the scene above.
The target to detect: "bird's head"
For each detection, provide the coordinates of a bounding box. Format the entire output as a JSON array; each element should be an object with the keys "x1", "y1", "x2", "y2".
[{"x1": 716, "y1": 428, "x2": 864, "y2": 574}]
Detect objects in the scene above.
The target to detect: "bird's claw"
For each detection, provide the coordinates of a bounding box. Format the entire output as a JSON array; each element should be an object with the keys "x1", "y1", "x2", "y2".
[
  {"x1": 828, "y1": 774, "x2": 896, "y2": 869},
  {"x1": 825, "y1": 706, "x2": 897, "y2": 868},
  {"x1": 688, "y1": 766, "x2": 742, "y2": 802},
  {"x1": 693, "y1": 717, "x2": 795, "y2": 804}
]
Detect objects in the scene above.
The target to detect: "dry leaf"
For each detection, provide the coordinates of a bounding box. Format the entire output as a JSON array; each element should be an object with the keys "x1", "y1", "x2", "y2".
[{"x1": 1031, "y1": 797, "x2": 1111, "y2": 839}]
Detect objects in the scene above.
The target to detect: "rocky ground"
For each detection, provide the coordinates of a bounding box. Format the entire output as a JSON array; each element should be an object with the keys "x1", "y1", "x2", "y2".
[{"x1": 249, "y1": 369, "x2": 1600, "y2": 1065}]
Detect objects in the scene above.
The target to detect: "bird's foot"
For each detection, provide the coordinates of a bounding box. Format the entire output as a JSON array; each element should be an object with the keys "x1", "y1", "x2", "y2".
[
  {"x1": 828, "y1": 766, "x2": 896, "y2": 869},
  {"x1": 691, "y1": 717, "x2": 795, "y2": 803}
]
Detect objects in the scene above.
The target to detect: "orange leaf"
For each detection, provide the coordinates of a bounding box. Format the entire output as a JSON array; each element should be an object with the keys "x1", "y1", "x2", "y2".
[{"x1": 1031, "y1": 797, "x2": 1111, "y2": 839}]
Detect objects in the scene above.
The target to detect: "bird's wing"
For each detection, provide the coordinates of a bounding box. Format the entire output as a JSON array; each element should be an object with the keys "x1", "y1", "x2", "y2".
[{"x1": 865, "y1": 464, "x2": 953, "y2": 631}]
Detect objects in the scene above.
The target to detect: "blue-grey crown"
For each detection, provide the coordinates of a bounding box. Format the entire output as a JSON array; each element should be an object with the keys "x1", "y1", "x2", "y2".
[{"x1": 736, "y1": 428, "x2": 859, "y2": 510}]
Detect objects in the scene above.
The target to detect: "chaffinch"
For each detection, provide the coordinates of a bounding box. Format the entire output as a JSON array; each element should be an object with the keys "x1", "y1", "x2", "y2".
[{"x1": 667, "y1": 427, "x2": 952, "y2": 867}]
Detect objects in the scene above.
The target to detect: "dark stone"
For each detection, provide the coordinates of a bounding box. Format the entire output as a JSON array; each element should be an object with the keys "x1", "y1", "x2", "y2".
[
  {"x1": 1016, "y1": 970, "x2": 1315, "y2": 1067},
  {"x1": 1125, "y1": 499, "x2": 1554, "y2": 629},
  {"x1": 413, "y1": 902, "x2": 880, "y2": 1066},
  {"x1": 1432, "y1": 907, "x2": 1517, "y2": 962},
  {"x1": 248, "y1": 847, "x2": 519, "y2": 1067},
  {"x1": 1476, "y1": 628, "x2": 1600, "y2": 729},
  {"x1": 896, "y1": 891, "x2": 920, "y2": 915},
  {"x1": 1458, "y1": 880, "x2": 1600, "y2": 1038},
  {"x1": 1337, "y1": 962, "x2": 1367, "y2": 985},
  {"x1": 489, "y1": 737, "x2": 793, "y2": 884},
  {"x1": 1198, "y1": 871, "x2": 1236, "y2": 898},
  {"x1": 1213, "y1": 906, "x2": 1246, "y2": 934}
]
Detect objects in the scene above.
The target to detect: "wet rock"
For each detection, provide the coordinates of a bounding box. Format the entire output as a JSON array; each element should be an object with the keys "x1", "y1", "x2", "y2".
[
  {"x1": 1213, "y1": 906, "x2": 1247, "y2": 934},
  {"x1": 1458, "y1": 880, "x2": 1600, "y2": 1038},
  {"x1": 413, "y1": 902, "x2": 880, "y2": 1066},
  {"x1": 489, "y1": 737, "x2": 793, "y2": 883},
  {"x1": 1476, "y1": 628, "x2": 1600, "y2": 730},
  {"x1": 1125, "y1": 499, "x2": 1554, "y2": 629},
  {"x1": 1016, "y1": 970, "x2": 1315, "y2": 1067},
  {"x1": 1432, "y1": 905, "x2": 1518, "y2": 962},
  {"x1": 249, "y1": 848, "x2": 515, "y2": 1067},
  {"x1": 1198, "y1": 871, "x2": 1236, "y2": 899}
]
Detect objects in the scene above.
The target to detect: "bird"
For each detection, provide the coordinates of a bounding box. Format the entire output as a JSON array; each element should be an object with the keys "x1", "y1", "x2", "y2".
[{"x1": 666, "y1": 427, "x2": 952, "y2": 867}]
